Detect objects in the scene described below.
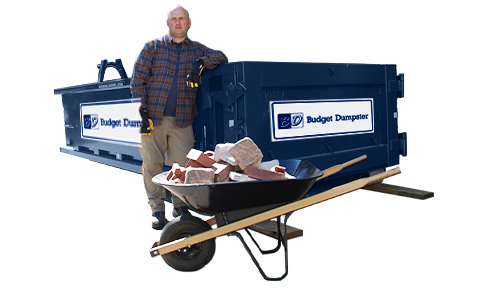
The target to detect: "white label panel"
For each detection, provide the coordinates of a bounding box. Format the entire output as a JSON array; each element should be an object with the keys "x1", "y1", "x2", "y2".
[
  {"x1": 270, "y1": 99, "x2": 374, "y2": 141},
  {"x1": 80, "y1": 99, "x2": 142, "y2": 146}
]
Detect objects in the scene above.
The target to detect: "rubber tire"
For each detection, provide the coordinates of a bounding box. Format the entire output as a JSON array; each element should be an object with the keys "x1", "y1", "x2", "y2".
[{"x1": 159, "y1": 216, "x2": 215, "y2": 272}]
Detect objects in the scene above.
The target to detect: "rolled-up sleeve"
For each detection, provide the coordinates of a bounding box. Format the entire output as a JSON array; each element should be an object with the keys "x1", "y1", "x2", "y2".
[{"x1": 199, "y1": 44, "x2": 228, "y2": 69}]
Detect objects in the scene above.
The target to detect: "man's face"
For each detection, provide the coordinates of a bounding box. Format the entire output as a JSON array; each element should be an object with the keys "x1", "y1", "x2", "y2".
[{"x1": 167, "y1": 8, "x2": 191, "y2": 40}]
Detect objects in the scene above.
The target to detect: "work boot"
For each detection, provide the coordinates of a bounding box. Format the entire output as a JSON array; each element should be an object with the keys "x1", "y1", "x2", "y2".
[
  {"x1": 152, "y1": 211, "x2": 168, "y2": 230},
  {"x1": 172, "y1": 206, "x2": 191, "y2": 218}
]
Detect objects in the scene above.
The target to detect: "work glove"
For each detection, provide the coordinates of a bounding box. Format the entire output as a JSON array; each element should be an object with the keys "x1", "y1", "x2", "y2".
[
  {"x1": 186, "y1": 59, "x2": 205, "y2": 88},
  {"x1": 139, "y1": 108, "x2": 154, "y2": 135}
]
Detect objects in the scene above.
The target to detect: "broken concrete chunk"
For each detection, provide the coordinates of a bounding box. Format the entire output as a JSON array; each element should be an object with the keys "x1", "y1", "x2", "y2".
[
  {"x1": 261, "y1": 159, "x2": 280, "y2": 170},
  {"x1": 223, "y1": 156, "x2": 238, "y2": 166},
  {"x1": 229, "y1": 171, "x2": 257, "y2": 182},
  {"x1": 252, "y1": 160, "x2": 262, "y2": 168},
  {"x1": 228, "y1": 137, "x2": 263, "y2": 170},
  {"x1": 285, "y1": 173, "x2": 296, "y2": 179},
  {"x1": 213, "y1": 143, "x2": 238, "y2": 166},
  {"x1": 184, "y1": 167, "x2": 215, "y2": 184},
  {"x1": 213, "y1": 143, "x2": 233, "y2": 159}
]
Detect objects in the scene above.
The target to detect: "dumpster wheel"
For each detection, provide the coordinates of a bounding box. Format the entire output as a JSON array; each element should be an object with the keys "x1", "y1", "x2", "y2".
[{"x1": 159, "y1": 215, "x2": 215, "y2": 272}]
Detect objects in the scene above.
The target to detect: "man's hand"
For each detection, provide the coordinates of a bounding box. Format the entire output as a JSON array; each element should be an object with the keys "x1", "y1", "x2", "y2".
[
  {"x1": 186, "y1": 59, "x2": 205, "y2": 88},
  {"x1": 139, "y1": 108, "x2": 154, "y2": 135}
]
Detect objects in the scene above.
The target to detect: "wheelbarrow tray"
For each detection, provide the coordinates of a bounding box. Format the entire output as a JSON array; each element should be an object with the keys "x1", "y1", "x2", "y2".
[{"x1": 152, "y1": 159, "x2": 323, "y2": 215}]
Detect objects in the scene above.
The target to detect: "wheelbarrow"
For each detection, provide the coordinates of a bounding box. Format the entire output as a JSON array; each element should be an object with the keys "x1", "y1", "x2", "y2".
[{"x1": 150, "y1": 155, "x2": 401, "y2": 280}]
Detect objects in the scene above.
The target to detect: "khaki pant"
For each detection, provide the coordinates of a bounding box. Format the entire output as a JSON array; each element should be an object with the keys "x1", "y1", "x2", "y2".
[{"x1": 139, "y1": 116, "x2": 195, "y2": 213}]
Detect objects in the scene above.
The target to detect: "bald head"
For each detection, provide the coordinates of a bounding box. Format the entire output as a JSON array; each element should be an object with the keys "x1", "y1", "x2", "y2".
[
  {"x1": 167, "y1": 5, "x2": 191, "y2": 43},
  {"x1": 168, "y1": 5, "x2": 189, "y2": 20}
]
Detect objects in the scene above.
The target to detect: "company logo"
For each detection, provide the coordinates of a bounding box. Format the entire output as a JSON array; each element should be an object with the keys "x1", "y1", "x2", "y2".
[
  {"x1": 278, "y1": 113, "x2": 304, "y2": 129},
  {"x1": 83, "y1": 114, "x2": 142, "y2": 130},
  {"x1": 83, "y1": 114, "x2": 99, "y2": 130}
]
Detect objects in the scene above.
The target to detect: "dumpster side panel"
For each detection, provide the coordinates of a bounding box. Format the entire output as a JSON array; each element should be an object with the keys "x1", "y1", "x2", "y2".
[
  {"x1": 59, "y1": 83, "x2": 143, "y2": 173},
  {"x1": 195, "y1": 62, "x2": 405, "y2": 184}
]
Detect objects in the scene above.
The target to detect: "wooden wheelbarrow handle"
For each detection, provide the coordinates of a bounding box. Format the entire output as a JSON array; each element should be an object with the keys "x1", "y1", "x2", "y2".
[{"x1": 318, "y1": 154, "x2": 367, "y2": 180}]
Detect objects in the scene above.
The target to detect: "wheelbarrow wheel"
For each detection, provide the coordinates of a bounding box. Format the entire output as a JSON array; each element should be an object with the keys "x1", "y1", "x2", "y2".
[{"x1": 159, "y1": 215, "x2": 215, "y2": 272}]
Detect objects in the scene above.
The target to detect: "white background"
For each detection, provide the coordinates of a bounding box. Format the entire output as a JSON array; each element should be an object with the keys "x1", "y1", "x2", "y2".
[{"x1": 2, "y1": 0, "x2": 477, "y2": 299}]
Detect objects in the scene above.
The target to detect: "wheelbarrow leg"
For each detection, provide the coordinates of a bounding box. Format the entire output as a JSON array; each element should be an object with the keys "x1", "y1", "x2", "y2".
[
  {"x1": 230, "y1": 213, "x2": 293, "y2": 281},
  {"x1": 244, "y1": 216, "x2": 283, "y2": 254}
]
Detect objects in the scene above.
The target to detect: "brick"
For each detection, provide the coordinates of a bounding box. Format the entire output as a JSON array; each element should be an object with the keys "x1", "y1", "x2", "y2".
[
  {"x1": 175, "y1": 167, "x2": 186, "y2": 181},
  {"x1": 185, "y1": 159, "x2": 203, "y2": 168},
  {"x1": 167, "y1": 163, "x2": 185, "y2": 181},
  {"x1": 213, "y1": 162, "x2": 234, "y2": 182},
  {"x1": 228, "y1": 137, "x2": 263, "y2": 170},
  {"x1": 244, "y1": 166, "x2": 285, "y2": 180},
  {"x1": 166, "y1": 169, "x2": 175, "y2": 180},
  {"x1": 186, "y1": 148, "x2": 217, "y2": 168},
  {"x1": 184, "y1": 168, "x2": 215, "y2": 184},
  {"x1": 272, "y1": 166, "x2": 296, "y2": 179}
]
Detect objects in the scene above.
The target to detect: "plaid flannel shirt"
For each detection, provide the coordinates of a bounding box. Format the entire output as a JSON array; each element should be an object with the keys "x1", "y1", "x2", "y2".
[{"x1": 130, "y1": 34, "x2": 228, "y2": 127}]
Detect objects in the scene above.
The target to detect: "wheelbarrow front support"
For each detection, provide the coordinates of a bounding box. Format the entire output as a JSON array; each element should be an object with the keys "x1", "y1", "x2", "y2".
[{"x1": 230, "y1": 212, "x2": 294, "y2": 281}]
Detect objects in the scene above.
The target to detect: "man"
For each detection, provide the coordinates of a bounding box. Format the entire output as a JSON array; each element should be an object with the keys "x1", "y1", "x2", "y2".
[{"x1": 131, "y1": 5, "x2": 228, "y2": 230}]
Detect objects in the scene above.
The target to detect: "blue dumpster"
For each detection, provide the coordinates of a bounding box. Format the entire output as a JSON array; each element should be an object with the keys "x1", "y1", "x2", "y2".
[
  {"x1": 55, "y1": 60, "x2": 406, "y2": 187},
  {"x1": 54, "y1": 59, "x2": 143, "y2": 173},
  {"x1": 193, "y1": 61, "x2": 406, "y2": 191}
]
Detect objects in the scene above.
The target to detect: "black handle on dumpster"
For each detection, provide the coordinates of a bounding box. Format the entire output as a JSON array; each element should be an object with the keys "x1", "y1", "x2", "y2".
[{"x1": 97, "y1": 59, "x2": 128, "y2": 83}]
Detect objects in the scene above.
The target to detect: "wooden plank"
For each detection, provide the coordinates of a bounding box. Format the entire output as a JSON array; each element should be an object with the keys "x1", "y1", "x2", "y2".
[
  {"x1": 362, "y1": 183, "x2": 434, "y2": 200},
  {"x1": 248, "y1": 220, "x2": 303, "y2": 240},
  {"x1": 205, "y1": 216, "x2": 216, "y2": 226},
  {"x1": 150, "y1": 165, "x2": 401, "y2": 257}
]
